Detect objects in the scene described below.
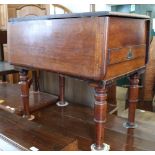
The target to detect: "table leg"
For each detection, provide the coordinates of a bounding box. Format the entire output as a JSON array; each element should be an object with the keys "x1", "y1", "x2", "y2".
[
  {"x1": 2, "y1": 75, "x2": 7, "y2": 82},
  {"x1": 123, "y1": 73, "x2": 139, "y2": 128},
  {"x1": 19, "y1": 70, "x2": 34, "y2": 120},
  {"x1": 91, "y1": 83, "x2": 110, "y2": 151},
  {"x1": 0, "y1": 43, "x2": 7, "y2": 83},
  {"x1": 125, "y1": 129, "x2": 134, "y2": 150},
  {"x1": 56, "y1": 74, "x2": 69, "y2": 107},
  {"x1": 32, "y1": 70, "x2": 39, "y2": 92}
]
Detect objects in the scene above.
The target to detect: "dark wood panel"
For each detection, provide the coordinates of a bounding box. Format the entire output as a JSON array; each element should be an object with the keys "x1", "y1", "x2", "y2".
[
  {"x1": 0, "y1": 30, "x2": 7, "y2": 44},
  {"x1": 108, "y1": 17, "x2": 146, "y2": 48},
  {"x1": 109, "y1": 45, "x2": 146, "y2": 65},
  {"x1": 104, "y1": 58, "x2": 145, "y2": 80},
  {"x1": 8, "y1": 17, "x2": 107, "y2": 80},
  {"x1": 8, "y1": 15, "x2": 149, "y2": 81}
]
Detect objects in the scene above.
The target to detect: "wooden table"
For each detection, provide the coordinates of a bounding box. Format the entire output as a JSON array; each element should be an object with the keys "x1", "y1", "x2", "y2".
[{"x1": 8, "y1": 11, "x2": 150, "y2": 151}]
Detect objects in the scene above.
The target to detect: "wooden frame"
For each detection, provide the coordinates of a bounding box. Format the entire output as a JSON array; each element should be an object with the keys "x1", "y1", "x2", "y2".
[
  {"x1": 16, "y1": 5, "x2": 46, "y2": 17},
  {"x1": 52, "y1": 4, "x2": 72, "y2": 14}
]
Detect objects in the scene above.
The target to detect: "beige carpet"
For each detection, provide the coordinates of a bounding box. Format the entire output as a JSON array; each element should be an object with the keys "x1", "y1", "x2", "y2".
[
  {"x1": 119, "y1": 108, "x2": 155, "y2": 125},
  {"x1": 116, "y1": 86, "x2": 155, "y2": 124},
  {"x1": 116, "y1": 86, "x2": 127, "y2": 116}
]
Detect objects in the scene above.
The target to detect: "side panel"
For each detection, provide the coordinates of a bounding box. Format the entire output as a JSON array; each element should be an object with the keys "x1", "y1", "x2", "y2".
[
  {"x1": 104, "y1": 17, "x2": 148, "y2": 80},
  {"x1": 108, "y1": 17, "x2": 146, "y2": 48},
  {"x1": 105, "y1": 58, "x2": 145, "y2": 79},
  {"x1": 8, "y1": 17, "x2": 106, "y2": 80}
]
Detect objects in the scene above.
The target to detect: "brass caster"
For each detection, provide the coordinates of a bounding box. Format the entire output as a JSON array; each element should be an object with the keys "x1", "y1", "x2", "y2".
[
  {"x1": 23, "y1": 115, "x2": 35, "y2": 121},
  {"x1": 123, "y1": 122, "x2": 138, "y2": 129},
  {"x1": 56, "y1": 101, "x2": 69, "y2": 107},
  {"x1": 90, "y1": 143, "x2": 110, "y2": 151}
]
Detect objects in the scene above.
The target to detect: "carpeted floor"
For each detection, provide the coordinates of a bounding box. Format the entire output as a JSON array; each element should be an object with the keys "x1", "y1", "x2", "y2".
[{"x1": 116, "y1": 86, "x2": 155, "y2": 124}]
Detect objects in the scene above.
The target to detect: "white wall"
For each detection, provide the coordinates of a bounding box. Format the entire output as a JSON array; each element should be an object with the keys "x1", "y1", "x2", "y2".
[
  {"x1": 50, "y1": 3, "x2": 111, "y2": 14},
  {"x1": 57, "y1": 4, "x2": 111, "y2": 13}
]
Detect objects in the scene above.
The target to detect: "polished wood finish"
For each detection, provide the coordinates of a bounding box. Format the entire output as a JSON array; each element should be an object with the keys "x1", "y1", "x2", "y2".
[
  {"x1": 8, "y1": 13, "x2": 149, "y2": 80},
  {"x1": 93, "y1": 83, "x2": 107, "y2": 149},
  {"x1": 59, "y1": 74, "x2": 65, "y2": 104},
  {"x1": 104, "y1": 58, "x2": 145, "y2": 80},
  {"x1": 8, "y1": 11, "x2": 150, "y2": 150},
  {"x1": 8, "y1": 17, "x2": 102, "y2": 79},
  {"x1": 16, "y1": 4, "x2": 47, "y2": 92},
  {"x1": 1, "y1": 86, "x2": 155, "y2": 150},
  {"x1": 0, "y1": 109, "x2": 78, "y2": 151},
  {"x1": 128, "y1": 74, "x2": 139, "y2": 126},
  {"x1": 108, "y1": 17, "x2": 146, "y2": 48},
  {"x1": 19, "y1": 70, "x2": 30, "y2": 117},
  {"x1": 0, "y1": 83, "x2": 58, "y2": 115},
  {"x1": 33, "y1": 103, "x2": 155, "y2": 151},
  {"x1": 108, "y1": 45, "x2": 146, "y2": 65}
]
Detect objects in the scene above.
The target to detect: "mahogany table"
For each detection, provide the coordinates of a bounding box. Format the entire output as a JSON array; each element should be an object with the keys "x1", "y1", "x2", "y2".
[{"x1": 8, "y1": 11, "x2": 150, "y2": 151}]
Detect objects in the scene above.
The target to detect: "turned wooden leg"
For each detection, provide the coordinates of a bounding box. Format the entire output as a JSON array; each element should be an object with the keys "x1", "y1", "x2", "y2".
[
  {"x1": 91, "y1": 83, "x2": 110, "y2": 151},
  {"x1": 123, "y1": 73, "x2": 139, "y2": 128},
  {"x1": 2, "y1": 75, "x2": 7, "y2": 82},
  {"x1": 0, "y1": 43, "x2": 4, "y2": 61},
  {"x1": 125, "y1": 129, "x2": 134, "y2": 150},
  {"x1": 19, "y1": 70, "x2": 34, "y2": 120},
  {"x1": 0, "y1": 44, "x2": 7, "y2": 83},
  {"x1": 56, "y1": 74, "x2": 68, "y2": 107},
  {"x1": 32, "y1": 70, "x2": 39, "y2": 92}
]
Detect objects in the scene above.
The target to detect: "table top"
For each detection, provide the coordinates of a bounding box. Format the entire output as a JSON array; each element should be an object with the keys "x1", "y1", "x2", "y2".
[{"x1": 9, "y1": 11, "x2": 149, "y2": 23}]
